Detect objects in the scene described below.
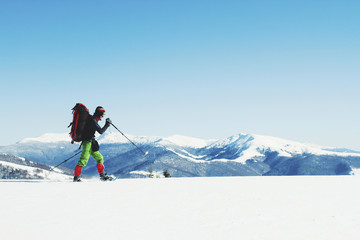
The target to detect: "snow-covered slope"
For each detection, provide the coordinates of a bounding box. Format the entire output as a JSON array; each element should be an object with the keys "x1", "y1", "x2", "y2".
[
  {"x1": 162, "y1": 134, "x2": 216, "y2": 148},
  {"x1": 0, "y1": 153, "x2": 72, "y2": 180},
  {"x1": 1, "y1": 132, "x2": 360, "y2": 178},
  {"x1": 1, "y1": 176, "x2": 360, "y2": 240}
]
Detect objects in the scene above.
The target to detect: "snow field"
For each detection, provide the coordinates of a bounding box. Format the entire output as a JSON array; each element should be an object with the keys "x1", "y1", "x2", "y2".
[{"x1": 1, "y1": 176, "x2": 360, "y2": 240}]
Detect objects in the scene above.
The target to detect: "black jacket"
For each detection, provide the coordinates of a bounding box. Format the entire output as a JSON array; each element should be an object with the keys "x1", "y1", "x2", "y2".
[{"x1": 82, "y1": 115, "x2": 110, "y2": 141}]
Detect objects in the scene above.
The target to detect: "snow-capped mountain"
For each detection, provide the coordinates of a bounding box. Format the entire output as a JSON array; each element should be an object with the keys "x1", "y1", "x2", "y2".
[
  {"x1": 1, "y1": 132, "x2": 360, "y2": 178},
  {"x1": 0, "y1": 153, "x2": 73, "y2": 180}
]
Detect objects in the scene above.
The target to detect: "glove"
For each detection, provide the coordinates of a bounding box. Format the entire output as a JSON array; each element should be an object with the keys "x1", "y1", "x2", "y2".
[{"x1": 106, "y1": 118, "x2": 112, "y2": 125}]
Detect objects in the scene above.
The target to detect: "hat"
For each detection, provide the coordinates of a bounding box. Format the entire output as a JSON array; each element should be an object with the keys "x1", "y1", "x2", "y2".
[{"x1": 94, "y1": 106, "x2": 105, "y2": 117}]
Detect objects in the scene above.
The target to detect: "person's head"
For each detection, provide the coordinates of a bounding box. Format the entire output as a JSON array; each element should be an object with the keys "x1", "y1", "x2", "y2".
[{"x1": 94, "y1": 106, "x2": 105, "y2": 120}]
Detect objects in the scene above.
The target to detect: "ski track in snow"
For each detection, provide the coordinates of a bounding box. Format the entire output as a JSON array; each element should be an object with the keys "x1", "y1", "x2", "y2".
[{"x1": 1, "y1": 176, "x2": 360, "y2": 240}]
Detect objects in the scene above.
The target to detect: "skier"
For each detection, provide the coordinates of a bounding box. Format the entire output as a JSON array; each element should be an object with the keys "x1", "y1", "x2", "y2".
[{"x1": 73, "y1": 106, "x2": 113, "y2": 182}]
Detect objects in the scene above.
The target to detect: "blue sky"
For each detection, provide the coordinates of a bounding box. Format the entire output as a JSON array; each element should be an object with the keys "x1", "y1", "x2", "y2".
[{"x1": 0, "y1": 0, "x2": 359, "y2": 149}]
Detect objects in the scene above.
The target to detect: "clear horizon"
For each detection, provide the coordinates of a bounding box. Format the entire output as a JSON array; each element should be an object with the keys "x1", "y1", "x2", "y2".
[{"x1": 1, "y1": 0, "x2": 359, "y2": 150}]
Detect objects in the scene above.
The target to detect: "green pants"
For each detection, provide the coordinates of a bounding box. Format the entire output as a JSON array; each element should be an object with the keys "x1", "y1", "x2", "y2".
[{"x1": 77, "y1": 140, "x2": 104, "y2": 167}]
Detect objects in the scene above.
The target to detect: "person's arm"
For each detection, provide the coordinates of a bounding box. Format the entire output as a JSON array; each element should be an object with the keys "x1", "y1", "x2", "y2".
[{"x1": 93, "y1": 118, "x2": 111, "y2": 134}]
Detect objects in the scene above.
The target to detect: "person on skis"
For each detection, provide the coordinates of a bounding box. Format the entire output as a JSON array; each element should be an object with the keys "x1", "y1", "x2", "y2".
[{"x1": 73, "y1": 106, "x2": 113, "y2": 182}]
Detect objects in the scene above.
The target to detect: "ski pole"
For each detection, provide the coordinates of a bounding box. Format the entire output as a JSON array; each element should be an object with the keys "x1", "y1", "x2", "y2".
[
  {"x1": 48, "y1": 151, "x2": 82, "y2": 173},
  {"x1": 110, "y1": 123, "x2": 148, "y2": 156}
]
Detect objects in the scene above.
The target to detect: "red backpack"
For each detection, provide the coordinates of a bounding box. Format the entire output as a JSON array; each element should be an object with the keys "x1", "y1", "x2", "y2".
[{"x1": 68, "y1": 103, "x2": 90, "y2": 143}]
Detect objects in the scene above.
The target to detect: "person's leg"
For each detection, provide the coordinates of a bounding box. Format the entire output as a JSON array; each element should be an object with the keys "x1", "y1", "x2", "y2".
[
  {"x1": 91, "y1": 150, "x2": 114, "y2": 181},
  {"x1": 73, "y1": 141, "x2": 92, "y2": 181},
  {"x1": 91, "y1": 150, "x2": 104, "y2": 173}
]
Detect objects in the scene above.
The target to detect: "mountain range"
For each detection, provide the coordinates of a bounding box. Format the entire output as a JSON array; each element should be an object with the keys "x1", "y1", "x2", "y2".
[{"x1": 1, "y1": 132, "x2": 360, "y2": 178}]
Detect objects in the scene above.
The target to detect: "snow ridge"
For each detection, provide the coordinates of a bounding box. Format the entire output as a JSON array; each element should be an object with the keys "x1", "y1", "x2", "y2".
[{"x1": 19, "y1": 133, "x2": 70, "y2": 143}]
